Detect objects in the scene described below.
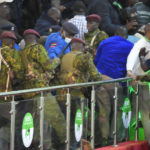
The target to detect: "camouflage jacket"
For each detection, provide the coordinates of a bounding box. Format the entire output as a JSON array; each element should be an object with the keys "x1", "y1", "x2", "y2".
[
  {"x1": 0, "y1": 46, "x2": 21, "y2": 101},
  {"x1": 57, "y1": 51, "x2": 101, "y2": 98},
  {"x1": 21, "y1": 44, "x2": 60, "y2": 93},
  {"x1": 83, "y1": 28, "x2": 108, "y2": 56}
]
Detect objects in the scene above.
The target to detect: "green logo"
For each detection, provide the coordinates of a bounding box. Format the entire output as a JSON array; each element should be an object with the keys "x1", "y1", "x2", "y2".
[
  {"x1": 75, "y1": 109, "x2": 83, "y2": 142},
  {"x1": 22, "y1": 113, "x2": 34, "y2": 148}
]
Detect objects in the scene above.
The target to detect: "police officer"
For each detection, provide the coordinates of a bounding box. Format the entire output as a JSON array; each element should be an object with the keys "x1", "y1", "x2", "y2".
[
  {"x1": 58, "y1": 37, "x2": 101, "y2": 97},
  {"x1": 0, "y1": 31, "x2": 21, "y2": 98},
  {"x1": 83, "y1": 14, "x2": 108, "y2": 58},
  {"x1": 57, "y1": 37, "x2": 101, "y2": 149},
  {"x1": 0, "y1": 31, "x2": 21, "y2": 150},
  {"x1": 45, "y1": 21, "x2": 79, "y2": 59},
  {"x1": 20, "y1": 29, "x2": 66, "y2": 149}
]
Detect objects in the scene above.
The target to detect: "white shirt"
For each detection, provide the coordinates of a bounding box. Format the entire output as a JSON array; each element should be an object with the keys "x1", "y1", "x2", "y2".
[
  {"x1": 68, "y1": 15, "x2": 88, "y2": 39},
  {"x1": 127, "y1": 37, "x2": 150, "y2": 75}
]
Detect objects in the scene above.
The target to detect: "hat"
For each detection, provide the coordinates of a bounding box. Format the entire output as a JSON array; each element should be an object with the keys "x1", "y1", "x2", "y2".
[
  {"x1": 71, "y1": 38, "x2": 85, "y2": 45},
  {"x1": 86, "y1": 14, "x2": 101, "y2": 23},
  {"x1": 62, "y1": 22, "x2": 79, "y2": 35},
  {"x1": 23, "y1": 29, "x2": 40, "y2": 38},
  {"x1": 0, "y1": 24, "x2": 16, "y2": 31},
  {"x1": 72, "y1": 1, "x2": 86, "y2": 12},
  {"x1": 0, "y1": 0, "x2": 13, "y2": 3},
  {"x1": 1, "y1": 31, "x2": 16, "y2": 40}
]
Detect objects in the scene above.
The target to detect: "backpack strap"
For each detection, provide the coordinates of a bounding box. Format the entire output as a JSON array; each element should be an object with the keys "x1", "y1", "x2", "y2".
[
  {"x1": 0, "y1": 47, "x2": 11, "y2": 100},
  {"x1": 90, "y1": 31, "x2": 100, "y2": 47}
]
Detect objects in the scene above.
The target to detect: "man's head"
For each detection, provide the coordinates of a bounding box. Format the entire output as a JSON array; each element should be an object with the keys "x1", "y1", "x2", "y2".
[
  {"x1": 71, "y1": 38, "x2": 85, "y2": 52},
  {"x1": 72, "y1": 0, "x2": 86, "y2": 15},
  {"x1": 61, "y1": 22, "x2": 79, "y2": 43},
  {"x1": 145, "y1": 24, "x2": 150, "y2": 40},
  {"x1": 1, "y1": 31, "x2": 16, "y2": 48},
  {"x1": 115, "y1": 26, "x2": 128, "y2": 39},
  {"x1": 0, "y1": 4, "x2": 11, "y2": 20},
  {"x1": 47, "y1": 7, "x2": 61, "y2": 24},
  {"x1": 23, "y1": 29, "x2": 40, "y2": 46},
  {"x1": 126, "y1": 0, "x2": 139, "y2": 6},
  {"x1": 86, "y1": 14, "x2": 101, "y2": 32}
]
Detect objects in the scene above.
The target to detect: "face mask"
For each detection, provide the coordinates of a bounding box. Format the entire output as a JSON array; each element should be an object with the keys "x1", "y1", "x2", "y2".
[{"x1": 65, "y1": 37, "x2": 71, "y2": 43}]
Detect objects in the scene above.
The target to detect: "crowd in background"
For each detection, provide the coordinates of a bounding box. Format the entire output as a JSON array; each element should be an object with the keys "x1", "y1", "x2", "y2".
[{"x1": 0, "y1": 0, "x2": 150, "y2": 150}]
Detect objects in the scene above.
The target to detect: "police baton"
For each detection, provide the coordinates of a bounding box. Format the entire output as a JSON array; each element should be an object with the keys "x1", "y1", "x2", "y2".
[{"x1": 58, "y1": 42, "x2": 71, "y2": 58}]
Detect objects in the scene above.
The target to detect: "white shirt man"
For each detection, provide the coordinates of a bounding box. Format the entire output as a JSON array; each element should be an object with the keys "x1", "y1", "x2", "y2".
[{"x1": 127, "y1": 37, "x2": 150, "y2": 76}]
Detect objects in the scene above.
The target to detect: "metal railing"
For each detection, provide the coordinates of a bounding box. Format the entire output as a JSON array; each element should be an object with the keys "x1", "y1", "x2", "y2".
[{"x1": 0, "y1": 77, "x2": 139, "y2": 150}]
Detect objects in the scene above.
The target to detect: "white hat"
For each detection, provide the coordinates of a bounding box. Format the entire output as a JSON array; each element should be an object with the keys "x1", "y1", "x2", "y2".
[{"x1": 0, "y1": 0, "x2": 13, "y2": 3}]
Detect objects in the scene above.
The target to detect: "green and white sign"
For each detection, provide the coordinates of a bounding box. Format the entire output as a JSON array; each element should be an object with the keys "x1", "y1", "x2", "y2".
[
  {"x1": 22, "y1": 113, "x2": 34, "y2": 148},
  {"x1": 75, "y1": 109, "x2": 83, "y2": 142}
]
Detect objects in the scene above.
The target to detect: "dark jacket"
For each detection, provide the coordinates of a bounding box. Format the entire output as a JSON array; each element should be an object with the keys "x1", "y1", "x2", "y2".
[
  {"x1": 34, "y1": 12, "x2": 59, "y2": 36},
  {"x1": 123, "y1": 2, "x2": 150, "y2": 34},
  {"x1": 88, "y1": 0, "x2": 122, "y2": 36}
]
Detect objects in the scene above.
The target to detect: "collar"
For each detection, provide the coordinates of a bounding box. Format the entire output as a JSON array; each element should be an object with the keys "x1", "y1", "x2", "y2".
[
  {"x1": 85, "y1": 28, "x2": 100, "y2": 37},
  {"x1": 41, "y1": 12, "x2": 57, "y2": 25}
]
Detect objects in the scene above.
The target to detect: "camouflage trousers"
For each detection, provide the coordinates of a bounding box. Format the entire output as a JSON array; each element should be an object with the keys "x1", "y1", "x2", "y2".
[{"x1": 95, "y1": 83, "x2": 125, "y2": 145}]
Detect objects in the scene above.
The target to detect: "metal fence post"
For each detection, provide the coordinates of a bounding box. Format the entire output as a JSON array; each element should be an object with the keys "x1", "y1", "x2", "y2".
[
  {"x1": 66, "y1": 88, "x2": 71, "y2": 150},
  {"x1": 10, "y1": 96, "x2": 15, "y2": 150},
  {"x1": 39, "y1": 92, "x2": 44, "y2": 150},
  {"x1": 113, "y1": 83, "x2": 118, "y2": 147},
  {"x1": 91, "y1": 86, "x2": 95, "y2": 150},
  {"x1": 135, "y1": 84, "x2": 139, "y2": 141}
]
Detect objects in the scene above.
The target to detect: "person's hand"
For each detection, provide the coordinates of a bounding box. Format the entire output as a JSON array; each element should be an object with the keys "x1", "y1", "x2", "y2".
[
  {"x1": 139, "y1": 47, "x2": 147, "y2": 58},
  {"x1": 126, "y1": 20, "x2": 138, "y2": 31},
  {"x1": 127, "y1": 70, "x2": 136, "y2": 81}
]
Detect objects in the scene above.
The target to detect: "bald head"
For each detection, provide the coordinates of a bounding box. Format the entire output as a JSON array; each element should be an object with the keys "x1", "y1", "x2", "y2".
[
  {"x1": 115, "y1": 26, "x2": 128, "y2": 39},
  {"x1": 47, "y1": 7, "x2": 61, "y2": 23}
]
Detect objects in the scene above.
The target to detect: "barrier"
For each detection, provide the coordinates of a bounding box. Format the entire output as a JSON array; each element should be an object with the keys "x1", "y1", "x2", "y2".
[{"x1": 0, "y1": 77, "x2": 146, "y2": 150}]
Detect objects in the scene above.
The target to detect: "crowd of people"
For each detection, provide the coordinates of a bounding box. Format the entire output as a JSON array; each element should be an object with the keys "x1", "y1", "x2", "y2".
[{"x1": 0, "y1": 0, "x2": 150, "y2": 150}]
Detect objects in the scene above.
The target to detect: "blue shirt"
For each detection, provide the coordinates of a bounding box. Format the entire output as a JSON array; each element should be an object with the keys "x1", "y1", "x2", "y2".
[
  {"x1": 0, "y1": 40, "x2": 20, "y2": 51},
  {"x1": 95, "y1": 36, "x2": 134, "y2": 79},
  {"x1": 45, "y1": 32, "x2": 70, "y2": 59},
  {"x1": 127, "y1": 35, "x2": 140, "y2": 44}
]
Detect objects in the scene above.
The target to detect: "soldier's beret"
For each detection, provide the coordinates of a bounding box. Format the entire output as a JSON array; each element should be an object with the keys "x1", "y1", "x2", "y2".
[
  {"x1": 1, "y1": 31, "x2": 16, "y2": 40},
  {"x1": 86, "y1": 14, "x2": 101, "y2": 23},
  {"x1": 71, "y1": 38, "x2": 85, "y2": 45},
  {"x1": 62, "y1": 22, "x2": 79, "y2": 35},
  {"x1": 23, "y1": 29, "x2": 40, "y2": 38}
]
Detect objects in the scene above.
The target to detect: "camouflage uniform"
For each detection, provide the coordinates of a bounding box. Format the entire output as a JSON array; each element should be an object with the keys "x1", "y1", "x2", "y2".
[
  {"x1": 21, "y1": 43, "x2": 60, "y2": 90},
  {"x1": 83, "y1": 28, "x2": 108, "y2": 57},
  {"x1": 0, "y1": 46, "x2": 21, "y2": 101},
  {"x1": 57, "y1": 50, "x2": 101, "y2": 98},
  {"x1": 57, "y1": 50, "x2": 101, "y2": 147},
  {"x1": 20, "y1": 43, "x2": 66, "y2": 148},
  {"x1": 0, "y1": 45, "x2": 21, "y2": 150}
]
